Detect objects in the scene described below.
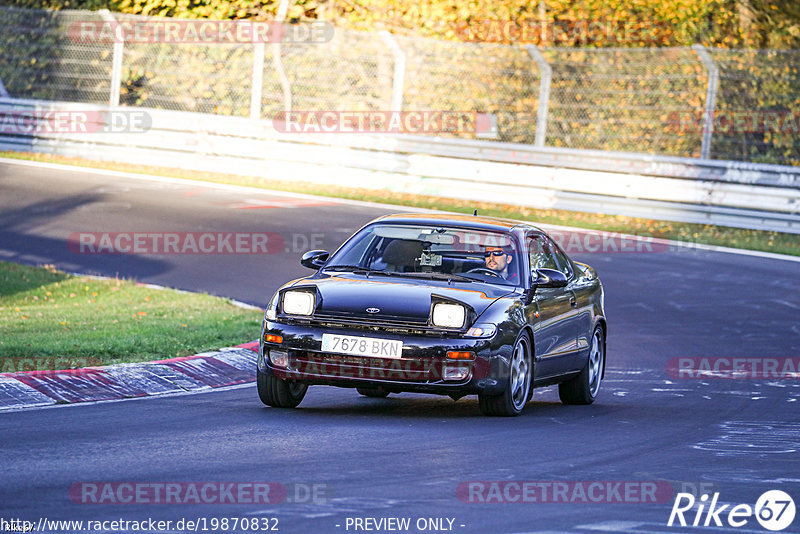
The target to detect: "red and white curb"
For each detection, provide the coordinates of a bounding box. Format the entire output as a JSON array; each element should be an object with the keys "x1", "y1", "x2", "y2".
[{"x1": 0, "y1": 341, "x2": 260, "y2": 412}]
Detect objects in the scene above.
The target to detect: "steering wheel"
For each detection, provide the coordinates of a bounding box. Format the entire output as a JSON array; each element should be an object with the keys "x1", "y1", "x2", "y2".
[{"x1": 466, "y1": 267, "x2": 503, "y2": 278}]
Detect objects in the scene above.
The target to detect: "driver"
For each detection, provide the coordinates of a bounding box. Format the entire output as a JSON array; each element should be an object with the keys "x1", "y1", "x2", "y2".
[{"x1": 484, "y1": 245, "x2": 517, "y2": 281}]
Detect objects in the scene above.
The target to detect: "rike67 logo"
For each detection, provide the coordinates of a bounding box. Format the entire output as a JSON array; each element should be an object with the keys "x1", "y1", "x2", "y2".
[{"x1": 668, "y1": 490, "x2": 796, "y2": 531}]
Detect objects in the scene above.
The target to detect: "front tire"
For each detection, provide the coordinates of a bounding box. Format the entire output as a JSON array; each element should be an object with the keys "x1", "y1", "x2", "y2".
[
  {"x1": 559, "y1": 326, "x2": 604, "y2": 405},
  {"x1": 479, "y1": 332, "x2": 532, "y2": 416},
  {"x1": 257, "y1": 369, "x2": 308, "y2": 408}
]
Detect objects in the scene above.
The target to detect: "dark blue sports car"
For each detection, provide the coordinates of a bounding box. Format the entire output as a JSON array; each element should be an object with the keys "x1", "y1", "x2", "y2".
[{"x1": 258, "y1": 213, "x2": 606, "y2": 416}]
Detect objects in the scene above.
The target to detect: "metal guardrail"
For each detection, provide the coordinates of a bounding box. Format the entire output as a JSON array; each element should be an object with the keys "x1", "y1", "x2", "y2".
[{"x1": 1, "y1": 97, "x2": 799, "y2": 233}]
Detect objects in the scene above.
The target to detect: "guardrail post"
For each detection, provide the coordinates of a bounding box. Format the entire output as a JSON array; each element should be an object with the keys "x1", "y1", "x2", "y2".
[
  {"x1": 693, "y1": 44, "x2": 719, "y2": 161},
  {"x1": 379, "y1": 31, "x2": 406, "y2": 111},
  {"x1": 0, "y1": 75, "x2": 8, "y2": 98},
  {"x1": 99, "y1": 9, "x2": 123, "y2": 107},
  {"x1": 250, "y1": 42, "x2": 265, "y2": 119},
  {"x1": 527, "y1": 45, "x2": 551, "y2": 147}
]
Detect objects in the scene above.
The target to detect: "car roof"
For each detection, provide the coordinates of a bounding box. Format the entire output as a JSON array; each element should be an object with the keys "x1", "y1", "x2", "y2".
[{"x1": 371, "y1": 213, "x2": 544, "y2": 233}]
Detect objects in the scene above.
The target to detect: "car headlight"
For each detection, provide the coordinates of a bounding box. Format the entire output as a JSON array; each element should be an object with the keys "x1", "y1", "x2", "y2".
[
  {"x1": 283, "y1": 291, "x2": 315, "y2": 316},
  {"x1": 432, "y1": 302, "x2": 466, "y2": 328}
]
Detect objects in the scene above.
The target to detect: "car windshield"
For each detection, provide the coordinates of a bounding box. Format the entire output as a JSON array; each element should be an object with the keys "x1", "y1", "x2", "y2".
[{"x1": 323, "y1": 223, "x2": 522, "y2": 286}]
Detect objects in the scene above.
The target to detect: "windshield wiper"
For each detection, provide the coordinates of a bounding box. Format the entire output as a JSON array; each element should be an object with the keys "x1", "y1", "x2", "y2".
[
  {"x1": 392, "y1": 271, "x2": 473, "y2": 283},
  {"x1": 323, "y1": 266, "x2": 472, "y2": 283},
  {"x1": 322, "y1": 265, "x2": 393, "y2": 276}
]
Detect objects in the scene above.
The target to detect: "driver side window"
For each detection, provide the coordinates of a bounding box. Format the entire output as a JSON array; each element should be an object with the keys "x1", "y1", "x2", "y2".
[
  {"x1": 551, "y1": 244, "x2": 573, "y2": 278},
  {"x1": 528, "y1": 235, "x2": 570, "y2": 277},
  {"x1": 528, "y1": 235, "x2": 557, "y2": 272}
]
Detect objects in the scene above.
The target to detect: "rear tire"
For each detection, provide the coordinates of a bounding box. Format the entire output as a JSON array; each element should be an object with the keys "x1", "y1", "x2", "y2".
[
  {"x1": 479, "y1": 332, "x2": 532, "y2": 416},
  {"x1": 356, "y1": 387, "x2": 390, "y2": 398},
  {"x1": 257, "y1": 369, "x2": 308, "y2": 408},
  {"x1": 559, "y1": 326, "x2": 604, "y2": 405}
]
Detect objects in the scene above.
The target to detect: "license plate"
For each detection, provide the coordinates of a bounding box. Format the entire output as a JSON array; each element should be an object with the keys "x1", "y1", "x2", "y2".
[{"x1": 321, "y1": 333, "x2": 403, "y2": 359}]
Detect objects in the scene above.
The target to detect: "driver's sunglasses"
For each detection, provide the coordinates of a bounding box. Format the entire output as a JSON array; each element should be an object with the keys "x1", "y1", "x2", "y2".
[{"x1": 484, "y1": 250, "x2": 506, "y2": 258}]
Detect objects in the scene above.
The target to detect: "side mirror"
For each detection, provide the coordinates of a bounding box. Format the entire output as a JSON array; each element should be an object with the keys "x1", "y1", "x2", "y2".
[
  {"x1": 300, "y1": 250, "x2": 329, "y2": 270},
  {"x1": 533, "y1": 268, "x2": 568, "y2": 288}
]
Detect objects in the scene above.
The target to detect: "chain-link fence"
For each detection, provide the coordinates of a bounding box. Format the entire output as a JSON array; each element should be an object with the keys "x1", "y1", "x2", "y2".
[
  {"x1": 710, "y1": 49, "x2": 800, "y2": 165},
  {"x1": 543, "y1": 48, "x2": 708, "y2": 157},
  {"x1": 1, "y1": 6, "x2": 798, "y2": 166},
  {"x1": 0, "y1": 8, "x2": 112, "y2": 104},
  {"x1": 119, "y1": 14, "x2": 254, "y2": 115}
]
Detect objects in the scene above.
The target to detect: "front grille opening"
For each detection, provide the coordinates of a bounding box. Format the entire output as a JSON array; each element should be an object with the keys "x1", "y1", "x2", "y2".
[{"x1": 289, "y1": 351, "x2": 462, "y2": 383}]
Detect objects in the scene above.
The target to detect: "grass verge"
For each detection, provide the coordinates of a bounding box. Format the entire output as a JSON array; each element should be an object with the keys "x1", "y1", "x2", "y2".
[
  {"x1": 0, "y1": 261, "x2": 262, "y2": 371},
  {"x1": 2, "y1": 151, "x2": 798, "y2": 257}
]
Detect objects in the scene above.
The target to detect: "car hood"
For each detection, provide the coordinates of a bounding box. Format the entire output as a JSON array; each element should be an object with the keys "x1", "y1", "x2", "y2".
[{"x1": 289, "y1": 274, "x2": 517, "y2": 323}]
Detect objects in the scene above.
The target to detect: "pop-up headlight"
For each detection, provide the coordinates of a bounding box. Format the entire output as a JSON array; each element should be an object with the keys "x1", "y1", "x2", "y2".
[
  {"x1": 432, "y1": 302, "x2": 466, "y2": 328},
  {"x1": 282, "y1": 291, "x2": 315, "y2": 316}
]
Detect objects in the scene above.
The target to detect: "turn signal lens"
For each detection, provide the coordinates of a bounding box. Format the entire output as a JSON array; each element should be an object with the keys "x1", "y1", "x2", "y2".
[
  {"x1": 446, "y1": 351, "x2": 475, "y2": 360},
  {"x1": 264, "y1": 334, "x2": 283, "y2": 344},
  {"x1": 466, "y1": 323, "x2": 496, "y2": 338}
]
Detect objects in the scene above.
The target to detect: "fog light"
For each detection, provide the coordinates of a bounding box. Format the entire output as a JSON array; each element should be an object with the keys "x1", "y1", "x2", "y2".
[
  {"x1": 443, "y1": 364, "x2": 470, "y2": 381},
  {"x1": 268, "y1": 349, "x2": 289, "y2": 368}
]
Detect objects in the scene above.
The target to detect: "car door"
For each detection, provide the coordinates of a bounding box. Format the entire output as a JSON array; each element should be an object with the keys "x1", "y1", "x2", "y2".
[
  {"x1": 525, "y1": 233, "x2": 580, "y2": 379},
  {"x1": 550, "y1": 239, "x2": 593, "y2": 370},
  {"x1": 563, "y1": 257, "x2": 596, "y2": 360}
]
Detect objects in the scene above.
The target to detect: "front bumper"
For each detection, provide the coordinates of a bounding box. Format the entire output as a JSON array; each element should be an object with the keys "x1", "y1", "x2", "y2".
[{"x1": 259, "y1": 321, "x2": 509, "y2": 396}]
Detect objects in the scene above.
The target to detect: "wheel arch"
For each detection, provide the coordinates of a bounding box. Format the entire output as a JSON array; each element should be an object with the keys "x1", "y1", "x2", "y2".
[
  {"x1": 520, "y1": 325, "x2": 536, "y2": 395},
  {"x1": 595, "y1": 318, "x2": 607, "y2": 379}
]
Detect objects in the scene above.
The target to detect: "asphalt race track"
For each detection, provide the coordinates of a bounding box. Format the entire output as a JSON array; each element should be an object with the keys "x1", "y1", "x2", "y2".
[{"x1": 2, "y1": 160, "x2": 800, "y2": 534}]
